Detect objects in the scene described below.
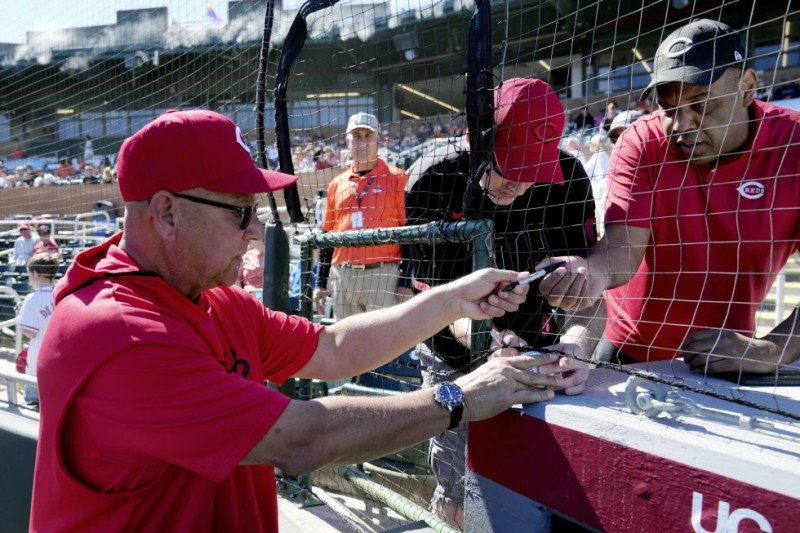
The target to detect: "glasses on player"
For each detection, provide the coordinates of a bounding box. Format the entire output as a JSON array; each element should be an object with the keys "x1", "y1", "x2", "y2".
[{"x1": 171, "y1": 192, "x2": 259, "y2": 230}]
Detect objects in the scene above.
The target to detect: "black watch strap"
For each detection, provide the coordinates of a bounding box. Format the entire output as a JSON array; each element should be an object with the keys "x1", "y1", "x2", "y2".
[{"x1": 447, "y1": 404, "x2": 463, "y2": 431}]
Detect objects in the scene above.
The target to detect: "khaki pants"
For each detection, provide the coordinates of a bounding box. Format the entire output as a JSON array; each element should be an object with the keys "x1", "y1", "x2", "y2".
[{"x1": 330, "y1": 262, "x2": 400, "y2": 320}]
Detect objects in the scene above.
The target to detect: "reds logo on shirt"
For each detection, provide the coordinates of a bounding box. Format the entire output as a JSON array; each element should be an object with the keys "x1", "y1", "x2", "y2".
[{"x1": 737, "y1": 181, "x2": 766, "y2": 200}]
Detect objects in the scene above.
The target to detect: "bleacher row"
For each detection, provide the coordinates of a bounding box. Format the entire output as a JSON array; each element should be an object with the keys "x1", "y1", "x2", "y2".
[{"x1": 0, "y1": 216, "x2": 116, "y2": 335}]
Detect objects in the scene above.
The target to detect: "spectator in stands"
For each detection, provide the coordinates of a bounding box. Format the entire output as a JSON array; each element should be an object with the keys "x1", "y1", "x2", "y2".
[
  {"x1": 313, "y1": 112, "x2": 413, "y2": 319},
  {"x1": 582, "y1": 110, "x2": 645, "y2": 238},
  {"x1": 267, "y1": 142, "x2": 279, "y2": 170},
  {"x1": 540, "y1": 19, "x2": 800, "y2": 374},
  {"x1": 9, "y1": 146, "x2": 24, "y2": 159},
  {"x1": 33, "y1": 224, "x2": 59, "y2": 254},
  {"x1": 84, "y1": 135, "x2": 94, "y2": 163},
  {"x1": 56, "y1": 157, "x2": 75, "y2": 179},
  {"x1": 13, "y1": 165, "x2": 25, "y2": 187},
  {"x1": 298, "y1": 148, "x2": 315, "y2": 173},
  {"x1": 581, "y1": 131, "x2": 615, "y2": 238},
  {"x1": 101, "y1": 166, "x2": 115, "y2": 184},
  {"x1": 401, "y1": 127, "x2": 418, "y2": 148},
  {"x1": 12, "y1": 222, "x2": 35, "y2": 266},
  {"x1": 416, "y1": 121, "x2": 430, "y2": 144},
  {"x1": 82, "y1": 162, "x2": 102, "y2": 184},
  {"x1": 313, "y1": 147, "x2": 333, "y2": 171},
  {"x1": 17, "y1": 251, "x2": 60, "y2": 408},
  {"x1": 405, "y1": 78, "x2": 600, "y2": 529},
  {"x1": 602, "y1": 100, "x2": 619, "y2": 130},
  {"x1": 562, "y1": 135, "x2": 586, "y2": 166},
  {"x1": 21, "y1": 164, "x2": 35, "y2": 187},
  {"x1": 31, "y1": 109, "x2": 557, "y2": 532},
  {"x1": 237, "y1": 239, "x2": 265, "y2": 292},
  {"x1": 0, "y1": 166, "x2": 9, "y2": 189},
  {"x1": 571, "y1": 106, "x2": 594, "y2": 130}
]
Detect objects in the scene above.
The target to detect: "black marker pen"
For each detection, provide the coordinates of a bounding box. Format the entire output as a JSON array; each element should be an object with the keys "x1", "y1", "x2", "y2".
[{"x1": 501, "y1": 261, "x2": 566, "y2": 292}]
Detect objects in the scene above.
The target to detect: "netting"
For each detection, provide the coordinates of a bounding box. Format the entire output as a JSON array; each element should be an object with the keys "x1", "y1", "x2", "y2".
[{"x1": 3, "y1": 0, "x2": 800, "y2": 531}]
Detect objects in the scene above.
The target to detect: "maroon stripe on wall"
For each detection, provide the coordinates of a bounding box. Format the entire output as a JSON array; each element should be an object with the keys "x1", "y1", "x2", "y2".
[{"x1": 468, "y1": 411, "x2": 794, "y2": 533}]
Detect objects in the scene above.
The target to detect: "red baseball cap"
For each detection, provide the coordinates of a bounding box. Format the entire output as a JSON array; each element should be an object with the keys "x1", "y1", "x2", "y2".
[
  {"x1": 493, "y1": 78, "x2": 565, "y2": 184},
  {"x1": 117, "y1": 109, "x2": 297, "y2": 201}
]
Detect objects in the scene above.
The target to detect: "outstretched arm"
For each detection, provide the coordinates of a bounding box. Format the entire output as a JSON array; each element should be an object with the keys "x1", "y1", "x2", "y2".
[
  {"x1": 244, "y1": 353, "x2": 559, "y2": 474},
  {"x1": 296, "y1": 268, "x2": 531, "y2": 380},
  {"x1": 682, "y1": 306, "x2": 800, "y2": 374},
  {"x1": 538, "y1": 223, "x2": 651, "y2": 311}
]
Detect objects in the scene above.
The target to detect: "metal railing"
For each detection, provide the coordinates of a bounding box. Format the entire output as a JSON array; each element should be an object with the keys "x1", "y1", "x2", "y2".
[
  {"x1": 297, "y1": 219, "x2": 496, "y2": 362},
  {"x1": 0, "y1": 367, "x2": 37, "y2": 408}
]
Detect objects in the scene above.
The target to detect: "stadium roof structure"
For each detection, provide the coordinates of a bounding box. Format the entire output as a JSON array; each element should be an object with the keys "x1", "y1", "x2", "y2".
[{"x1": 0, "y1": 0, "x2": 795, "y2": 133}]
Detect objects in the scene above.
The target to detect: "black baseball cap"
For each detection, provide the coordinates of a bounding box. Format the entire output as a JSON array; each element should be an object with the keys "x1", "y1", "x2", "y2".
[{"x1": 641, "y1": 19, "x2": 745, "y2": 101}]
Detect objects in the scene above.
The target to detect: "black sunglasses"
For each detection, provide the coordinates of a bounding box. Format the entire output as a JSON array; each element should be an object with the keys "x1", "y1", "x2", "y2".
[
  {"x1": 171, "y1": 192, "x2": 259, "y2": 230},
  {"x1": 492, "y1": 156, "x2": 506, "y2": 178}
]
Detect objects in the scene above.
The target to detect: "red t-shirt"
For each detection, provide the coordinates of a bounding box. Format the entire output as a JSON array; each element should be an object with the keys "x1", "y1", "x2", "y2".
[
  {"x1": 33, "y1": 239, "x2": 59, "y2": 254},
  {"x1": 604, "y1": 100, "x2": 800, "y2": 362},
  {"x1": 31, "y1": 234, "x2": 323, "y2": 532}
]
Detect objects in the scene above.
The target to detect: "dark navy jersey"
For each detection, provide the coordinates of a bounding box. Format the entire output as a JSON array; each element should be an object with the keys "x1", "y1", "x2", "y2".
[{"x1": 406, "y1": 144, "x2": 597, "y2": 370}]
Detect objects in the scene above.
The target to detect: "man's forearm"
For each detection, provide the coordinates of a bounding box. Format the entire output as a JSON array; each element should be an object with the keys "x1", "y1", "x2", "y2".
[
  {"x1": 762, "y1": 306, "x2": 800, "y2": 366},
  {"x1": 560, "y1": 299, "x2": 605, "y2": 358},
  {"x1": 303, "y1": 283, "x2": 464, "y2": 379},
  {"x1": 586, "y1": 224, "x2": 650, "y2": 291},
  {"x1": 250, "y1": 389, "x2": 449, "y2": 475}
]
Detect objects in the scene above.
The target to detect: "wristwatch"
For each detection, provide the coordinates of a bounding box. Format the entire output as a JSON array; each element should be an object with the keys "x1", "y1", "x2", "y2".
[{"x1": 434, "y1": 381, "x2": 464, "y2": 431}]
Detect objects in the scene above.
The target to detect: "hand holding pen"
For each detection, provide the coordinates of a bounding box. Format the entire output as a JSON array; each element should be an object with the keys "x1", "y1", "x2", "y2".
[{"x1": 501, "y1": 261, "x2": 566, "y2": 292}]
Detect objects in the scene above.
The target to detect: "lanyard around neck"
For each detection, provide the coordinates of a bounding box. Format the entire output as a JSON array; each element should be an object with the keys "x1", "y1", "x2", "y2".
[{"x1": 352, "y1": 174, "x2": 377, "y2": 209}]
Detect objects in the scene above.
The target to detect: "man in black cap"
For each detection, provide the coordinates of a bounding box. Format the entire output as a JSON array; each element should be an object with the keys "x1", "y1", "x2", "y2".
[{"x1": 539, "y1": 19, "x2": 800, "y2": 375}]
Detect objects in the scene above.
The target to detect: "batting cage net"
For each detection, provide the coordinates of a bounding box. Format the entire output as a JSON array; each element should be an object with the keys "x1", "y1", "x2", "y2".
[{"x1": 2, "y1": 0, "x2": 799, "y2": 531}]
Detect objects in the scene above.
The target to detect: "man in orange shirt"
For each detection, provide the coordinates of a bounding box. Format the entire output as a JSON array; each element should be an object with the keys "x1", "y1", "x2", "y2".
[{"x1": 313, "y1": 113, "x2": 412, "y2": 319}]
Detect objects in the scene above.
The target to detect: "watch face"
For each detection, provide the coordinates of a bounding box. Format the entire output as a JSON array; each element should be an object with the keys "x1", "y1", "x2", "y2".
[{"x1": 436, "y1": 382, "x2": 463, "y2": 407}]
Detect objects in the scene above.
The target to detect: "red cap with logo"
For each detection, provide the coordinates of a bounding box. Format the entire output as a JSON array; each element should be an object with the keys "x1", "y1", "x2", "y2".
[
  {"x1": 117, "y1": 109, "x2": 297, "y2": 201},
  {"x1": 493, "y1": 78, "x2": 565, "y2": 184}
]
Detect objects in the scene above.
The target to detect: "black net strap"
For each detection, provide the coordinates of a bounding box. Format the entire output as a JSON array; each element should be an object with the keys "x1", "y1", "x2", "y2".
[
  {"x1": 255, "y1": 0, "x2": 281, "y2": 221},
  {"x1": 464, "y1": 0, "x2": 495, "y2": 214},
  {"x1": 274, "y1": 0, "x2": 341, "y2": 224}
]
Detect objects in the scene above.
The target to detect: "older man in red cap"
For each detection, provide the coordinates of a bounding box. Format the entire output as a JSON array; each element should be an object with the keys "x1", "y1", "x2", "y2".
[
  {"x1": 31, "y1": 109, "x2": 564, "y2": 532},
  {"x1": 405, "y1": 78, "x2": 602, "y2": 528}
]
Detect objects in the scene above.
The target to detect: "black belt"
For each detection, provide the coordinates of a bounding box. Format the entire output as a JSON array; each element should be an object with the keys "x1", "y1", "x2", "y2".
[{"x1": 337, "y1": 261, "x2": 399, "y2": 271}]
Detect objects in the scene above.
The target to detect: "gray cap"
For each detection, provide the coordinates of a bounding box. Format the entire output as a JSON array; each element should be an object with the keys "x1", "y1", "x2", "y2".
[
  {"x1": 609, "y1": 110, "x2": 644, "y2": 134},
  {"x1": 641, "y1": 19, "x2": 745, "y2": 101},
  {"x1": 346, "y1": 112, "x2": 379, "y2": 134}
]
